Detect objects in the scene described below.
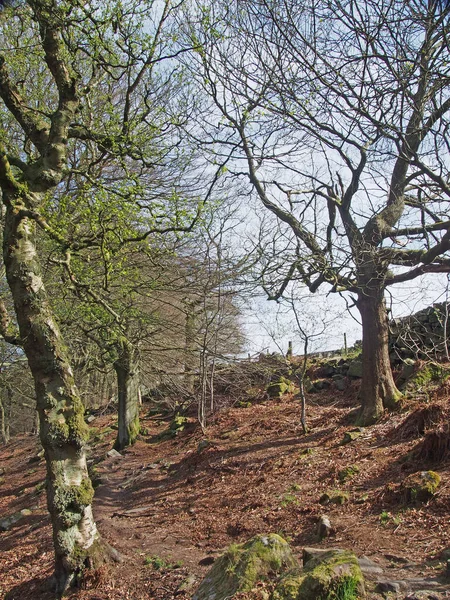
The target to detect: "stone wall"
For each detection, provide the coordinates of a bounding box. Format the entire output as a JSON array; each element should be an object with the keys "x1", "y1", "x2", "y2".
[{"x1": 389, "y1": 302, "x2": 450, "y2": 360}]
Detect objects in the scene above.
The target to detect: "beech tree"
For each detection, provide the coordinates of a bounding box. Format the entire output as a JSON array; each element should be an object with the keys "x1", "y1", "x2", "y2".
[
  {"x1": 188, "y1": 0, "x2": 450, "y2": 424},
  {"x1": 0, "y1": 0, "x2": 201, "y2": 592}
]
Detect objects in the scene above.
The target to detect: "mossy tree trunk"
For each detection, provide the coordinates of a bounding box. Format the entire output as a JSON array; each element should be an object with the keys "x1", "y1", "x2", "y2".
[
  {"x1": 3, "y1": 203, "x2": 102, "y2": 595},
  {"x1": 113, "y1": 339, "x2": 140, "y2": 451},
  {"x1": 0, "y1": 3, "x2": 108, "y2": 590},
  {"x1": 356, "y1": 285, "x2": 402, "y2": 425}
]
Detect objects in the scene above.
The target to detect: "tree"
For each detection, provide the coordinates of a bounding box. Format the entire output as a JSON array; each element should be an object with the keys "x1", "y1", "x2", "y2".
[
  {"x1": 0, "y1": 0, "x2": 200, "y2": 592},
  {"x1": 187, "y1": 0, "x2": 450, "y2": 424}
]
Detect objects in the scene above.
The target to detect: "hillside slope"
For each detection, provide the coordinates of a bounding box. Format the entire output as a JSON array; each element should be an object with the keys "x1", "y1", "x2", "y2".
[{"x1": 1, "y1": 381, "x2": 449, "y2": 599}]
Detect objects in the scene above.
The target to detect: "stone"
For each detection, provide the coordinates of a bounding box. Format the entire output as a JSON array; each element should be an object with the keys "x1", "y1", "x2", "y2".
[
  {"x1": 106, "y1": 449, "x2": 123, "y2": 459},
  {"x1": 347, "y1": 359, "x2": 363, "y2": 378},
  {"x1": 405, "y1": 593, "x2": 444, "y2": 600},
  {"x1": 316, "y1": 516, "x2": 333, "y2": 540},
  {"x1": 0, "y1": 512, "x2": 25, "y2": 531},
  {"x1": 375, "y1": 580, "x2": 404, "y2": 593},
  {"x1": 193, "y1": 533, "x2": 298, "y2": 600},
  {"x1": 273, "y1": 549, "x2": 365, "y2": 600},
  {"x1": 358, "y1": 556, "x2": 383, "y2": 577},
  {"x1": 197, "y1": 439, "x2": 211, "y2": 452},
  {"x1": 333, "y1": 375, "x2": 347, "y2": 391},
  {"x1": 402, "y1": 471, "x2": 441, "y2": 504},
  {"x1": 319, "y1": 491, "x2": 349, "y2": 505},
  {"x1": 340, "y1": 429, "x2": 363, "y2": 445},
  {"x1": 86, "y1": 414, "x2": 96, "y2": 423}
]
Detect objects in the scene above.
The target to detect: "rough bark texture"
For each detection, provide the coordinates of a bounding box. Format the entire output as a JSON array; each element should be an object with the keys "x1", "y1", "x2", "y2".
[
  {"x1": 3, "y1": 205, "x2": 101, "y2": 595},
  {"x1": 113, "y1": 340, "x2": 140, "y2": 451},
  {"x1": 356, "y1": 287, "x2": 402, "y2": 426}
]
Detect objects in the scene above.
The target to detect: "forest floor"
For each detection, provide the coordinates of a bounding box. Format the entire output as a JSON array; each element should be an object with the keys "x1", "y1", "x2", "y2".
[{"x1": 1, "y1": 379, "x2": 450, "y2": 599}]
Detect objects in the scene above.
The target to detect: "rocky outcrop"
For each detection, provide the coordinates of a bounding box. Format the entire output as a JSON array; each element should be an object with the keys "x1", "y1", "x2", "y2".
[
  {"x1": 192, "y1": 534, "x2": 298, "y2": 600},
  {"x1": 272, "y1": 548, "x2": 365, "y2": 600}
]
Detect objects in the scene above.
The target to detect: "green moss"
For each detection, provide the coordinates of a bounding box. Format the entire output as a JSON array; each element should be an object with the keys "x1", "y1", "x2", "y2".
[
  {"x1": 338, "y1": 465, "x2": 360, "y2": 483},
  {"x1": 319, "y1": 490, "x2": 349, "y2": 505},
  {"x1": 194, "y1": 534, "x2": 298, "y2": 599},
  {"x1": 407, "y1": 362, "x2": 450, "y2": 392},
  {"x1": 300, "y1": 550, "x2": 364, "y2": 600},
  {"x1": 273, "y1": 550, "x2": 364, "y2": 600},
  {"x1": 52, "y1": 477, "x2": 95, "y2": 528},
  {"x1": 268, "y1": 381, "x2": 290, "y2": 398},
  {"x1": 340, "y1": 430, "x2": 363, "y2": 445},
  {"x1": 403, "y1": 470, "x2": 441, "y2": 504},
  {"x1": 169, "y1": 415, "x2": 188, "y2": 431},
  {"x1": 127, "y1": 414, "x2": 140, "y2": 443}
]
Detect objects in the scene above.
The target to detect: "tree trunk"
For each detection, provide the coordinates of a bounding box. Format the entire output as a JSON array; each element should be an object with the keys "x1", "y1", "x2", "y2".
[
  {"x1": 113, "y1": 340, "x2": 140, "y2": 451},
  {"x1": 184, "y1": 304, "x2": 198, "y2": 394},
  {"x1": 0, "y1": 392, "x2": 9, "y2": 444},
  {"x1": 356, "y1": 287, "x2": 402, "y2": 425},
  {"x1": 3, "y1": 207, "x2": 104, "y2": 595}
]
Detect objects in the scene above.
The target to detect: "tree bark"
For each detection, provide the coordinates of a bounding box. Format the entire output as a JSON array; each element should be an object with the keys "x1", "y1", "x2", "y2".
[
  {"x1": 0, "y1": 392, "x2": 9, "y2": 444},
  {"x1": 113, "y1": 340, "x2": 140, "y2": 451},
  {"x1": 3, "y1": 205, "x2": 104, "y2": 595},
  {"x1": 356, "y1": 287, "x2": 402, "y2": 425}
]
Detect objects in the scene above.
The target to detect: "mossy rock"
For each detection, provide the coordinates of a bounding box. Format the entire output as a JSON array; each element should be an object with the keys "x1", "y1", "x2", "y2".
[
  {"x1": 340, "y1": 430, "x2": 363, "y2": 445},
  {"x1": 338, "y1": 465, "x2": 360, "y2": 483},
  {"x1": 406, "y1": 362, "x2": 450, "y2": 391},
  {"x1": 193, "y1": 534, "x2": 299, "y2": 600},
  {"x1": 272, "y1": 549, "x2": 365, "y2": 600},
  {"x1": 169, "y1": 415, "x2": 188, "y2": 431},
  {"x1": 402, "y1": 470, "x2": 441, "y2": 504},
  {"x1": 268, "y1": 380, "x2": 290, "y2": 399},
  {"x1": 319, "y1": 491, "x2": 349, "y2": 505}
]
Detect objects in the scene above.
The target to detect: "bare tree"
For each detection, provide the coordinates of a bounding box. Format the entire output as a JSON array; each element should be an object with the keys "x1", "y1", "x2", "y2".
[{"x1": 186, "y1": 0, "x2": 450, "y2": 424}]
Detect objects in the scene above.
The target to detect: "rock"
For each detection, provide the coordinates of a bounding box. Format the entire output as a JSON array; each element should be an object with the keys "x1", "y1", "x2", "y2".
[
  {"x1": 197, "y1": 439, "x2": 211, "y2": 452},
  {"x1": 397, "y1": 358, "x2": 417, "y2": 389},
  {"x1": 273, "y1": 549, "x2": 365, "y2": 600},
  {"x1": 319, "y1": 490, "x2": 349, "y2": 505},
  {"x1": 402, "y1": 471, "x2": 441, "y2": 504},
  {"x1": 0, "y1": 511, "x2": 28, "y2": 531},
  {"x1": 358, "y1": 556, "x2": 383, "y2": 577},
  {"x1": 338, "y1": 465, "x2": 360, "y2": 483},
  {"x1": 193, "y1": 533, "x2": 298, "y2": 600},
  {"x1": 86, "y1": 414, "x2": 96, "y2": 423},
  {"x1": 340, "y1": 429, "x2": 363, "y2": 445},
  {"x1": 106, "y1": 449, "x2": 123, "y2": 459},
  {"x1": 302, "y1": 547, "x2": 338, "y2": 564},
  {"x1": 316, "y1": 515, "x2": 333, "y2": 540},
  {"x1": 405, "y1": 593, "x2": 444, "y2": 600},
  {"x1": 267, "y1": 378, "x2": 290, "y2": 398},
  {"x1": 347, "y1": 359, "x2": 363, "y2": 378},
  {"x1": 169, "y1": 415, "x2": 188, "y2": 432},
  {"x1": 375, "y1": 579, "x2": 404, "y2": 593},
  {"x1": 333, "y1": 375, "x2": 347, "y2": 391}
]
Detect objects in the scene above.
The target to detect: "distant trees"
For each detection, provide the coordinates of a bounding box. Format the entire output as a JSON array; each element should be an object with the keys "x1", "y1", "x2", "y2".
[{"x1": 187, "y1": 0, "x2": 450, "y2": 424}]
